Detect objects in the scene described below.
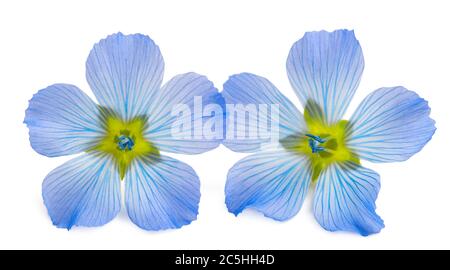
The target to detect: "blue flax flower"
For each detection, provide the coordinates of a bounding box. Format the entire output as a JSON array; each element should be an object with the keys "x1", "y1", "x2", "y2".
[
  {"x1": 24, "y1": 33, "x2": 223, "y2": 231},
  {"x1": 223, "y1": 29, "x2": 435, "y2": 235}
]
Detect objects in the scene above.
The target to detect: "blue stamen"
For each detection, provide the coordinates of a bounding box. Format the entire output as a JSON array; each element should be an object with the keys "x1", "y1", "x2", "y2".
[
  {"x1": 117, "y1": 135, "x2": 134, "y2": 151},
  {"x1": 306, "y1": 134, "x2": 326, "y2": 153},
  {"x1": 315, "y1": 146, "x2": 325, "y2": 152},
  {"x1": 305, "y1": 133, "x2": 326, "y2": 143}
]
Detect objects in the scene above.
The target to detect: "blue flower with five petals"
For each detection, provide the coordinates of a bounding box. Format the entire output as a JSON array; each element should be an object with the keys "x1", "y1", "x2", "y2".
[
  {"x1": 223, "y1": 29, "x2": 436, "y2": 236},
  {"x1": 24, "y1": 33, "x2": 223, "y2": 231}
]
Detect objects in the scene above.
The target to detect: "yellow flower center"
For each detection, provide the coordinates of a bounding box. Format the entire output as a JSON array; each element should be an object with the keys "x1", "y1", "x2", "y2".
[
  {"x1": 92, "y1": 109, "x2": 159, "y2": 179},
  {"x1": 281, "y1": 101, "x2": 360, "y2": 182}
]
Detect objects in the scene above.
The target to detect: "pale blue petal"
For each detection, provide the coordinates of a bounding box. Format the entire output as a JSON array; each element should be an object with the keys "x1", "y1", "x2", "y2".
[
  {"x1": 125, "y1": 154, "x2": 200, "y2": 230},
  {"x1": 222, "y1": 73, "x2": 305, "y2": 153},
  {"x1": 42, "y1": 152, "x2": 121, "y2": 229},
  {"x1": 313, "y1": 162, "x2": 384, "y2": 236},
  {"x1": 24, "y1": 84, "x2": 102, "y2": 157},
  {"x1": 144, "y1": 72, "x2": 224, "y2": 154},
  {"x1": 347, "y1": 87, "x2": 436, "y2": 162},
  {"x1": 86, "y1": 32, "x2": 164, "y2": 121},
  {"x1": 226, "y1": 149, "x2": 311, "y2": 221},
  {"x1": 287, "y1": 30, "x2": 364, "y2": 124}
]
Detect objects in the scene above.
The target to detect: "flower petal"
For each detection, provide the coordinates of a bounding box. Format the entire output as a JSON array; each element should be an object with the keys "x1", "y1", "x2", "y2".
[
  {"x1": 225, "y1": 149, "x2": 311, "y2": 221},
  {"x1": 222, "y1": 73, "x2": 305, "y2": 152},
  {"x1": 86, "y1": 32, "x2": 164, "y2": 120},
  {"x1": 313, "y1": 162, "x2": 384, "y2": 236},
  {"x1": 42, "y1": 152, "x2": 121, "y2": 229},
  {"x1": 24, "y1": 84, "x2": 102, "y2": 157},
  {"x1": 144, "y1": 72, "x2": 224, "y2": 154},
  {"x1": 347, "y1": 87, "x2": 436, "y2": 162},
  {"x1": 125, "y1": 154, "x2": 200, "y2": 230},
  {"x1": 287, "y1": 30, "x2": 364, "y2": 124}
]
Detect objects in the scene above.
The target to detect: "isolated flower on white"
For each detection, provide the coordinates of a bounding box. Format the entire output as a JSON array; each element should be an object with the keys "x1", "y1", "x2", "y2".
[
  {"x1": 24, "y1": 33, "x2": 223, "y2": 231},
  {"x1": 223, "y1": 29, "x2": 436, "y2": 236}
]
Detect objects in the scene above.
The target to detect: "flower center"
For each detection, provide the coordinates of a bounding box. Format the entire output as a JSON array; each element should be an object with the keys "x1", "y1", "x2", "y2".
[
  {"x1": 306, "y1": 134, "x2": 326, "y2": 153},
  {"x1": 280, "y1": 100, "x2": 360, "y2": 182},
  {"x1": 92, "y1": 110, "x2": 159, "y2": 179},
  {"x1": 117, "y1": 134, "x2": 135, "y2": 151}
]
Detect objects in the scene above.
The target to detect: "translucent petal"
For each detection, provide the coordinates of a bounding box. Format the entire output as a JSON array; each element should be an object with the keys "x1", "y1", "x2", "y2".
[
  {"x1": 42, "y1": 153, "x2": 121, "y2": 229},
  {"x1": 287, "y1": 30, "x2": 364, "y2": 124},
  {"x1": 313, "y1": 162, "x2": 384, "y2": 236},
  {"x1": 24, "y1": 84, "x2": 102, "y2": 157},
  {"x1": 125, "y1": 154, "x2": 200, "y2": 230},
  {"x1": 347, "y1": 87, "x2": 436, "y2": 162},
  {"x1": 86, "y1": 32, "x2": 164, "y2": 120},
  {"x1": 222, "y1": 73, "x2": 305, "y2": 152},
  {"x1": 144, "y1": 72, "x2": 223, "y2": 154},
  {"x1": 226, "y1": 149, "x2": 311, "y2": 221}
]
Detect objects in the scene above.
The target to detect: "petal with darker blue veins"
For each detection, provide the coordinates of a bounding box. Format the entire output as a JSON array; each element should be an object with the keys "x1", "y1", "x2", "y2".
[
  {"x1": 86, "y1": 32, "x2": 164, "y2": 121},
  {"x1": 42, "y1": 152, "x2": 121, "y2": 229},
  {"x1": 125, "y1": 154, "x2": 200, "y2": 230},
  {"x1": 222, "y1": 73, "x2": 305, "y2": 152},
  {"x1": 287, "y1": 30, "x2": 364, "y2": 124},
  {"x1": 347, "y1": 87, "x2": 436, "y2": 162},
  {"x1": 24, "y1": 84, "x2": 103, "y2": 157},
  {"x1": 313, "y1": 162, "x2": 384, "y2": 236},
  {"x1": 225, "y1": 149, "x2": 311, "y2": 221},
  {"x1": 144, "y1": 72, "x2": 224, "y2": 154}
]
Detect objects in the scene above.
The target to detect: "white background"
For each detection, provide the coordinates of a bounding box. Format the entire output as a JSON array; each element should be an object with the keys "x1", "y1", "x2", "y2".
[{"x1": 0, "y1": 0, "x2": 449, "y2": 249}]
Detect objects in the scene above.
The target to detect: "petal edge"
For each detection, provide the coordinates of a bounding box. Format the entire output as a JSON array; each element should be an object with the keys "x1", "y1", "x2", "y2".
[
  {"x1": 42, "y1": 153, "x2": 121, "y2": 229},
  {"x1": 24, "y1": 84, "x2": 102, "y2": 157},
  {"x1": 347, "y1": 86, "x2": 436, "y2": 163},
  {"x1": 225, "y1": 149, "x2": 311, "y2": 221},
  {"x1": 86, "y1": 32, "x2": 164, "y2": 120},
  {"x1": 125, "y1": 154, "x2": 200, "y2": 230},
  {"x1": 287, "y1": 29, "x2": 364, "y2": 124},
  {"x1": 313, "y1": 162, "x2": 384, "y2": 236}
]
